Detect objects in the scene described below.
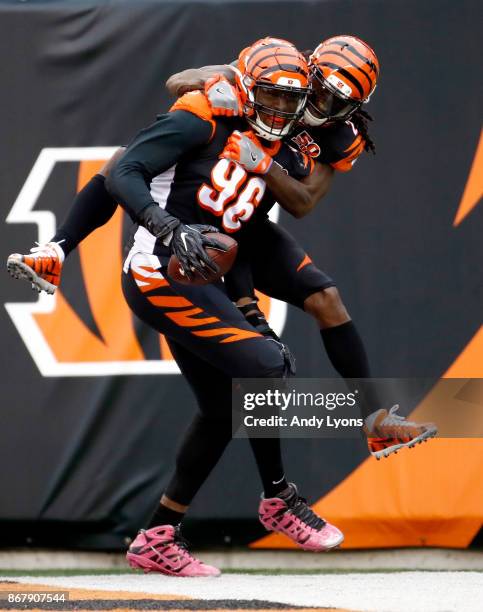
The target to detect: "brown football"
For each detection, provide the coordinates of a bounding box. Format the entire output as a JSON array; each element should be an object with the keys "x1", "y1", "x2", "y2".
[{"x1": 167, "y1": 232, "x2": 238, "y2": 285}]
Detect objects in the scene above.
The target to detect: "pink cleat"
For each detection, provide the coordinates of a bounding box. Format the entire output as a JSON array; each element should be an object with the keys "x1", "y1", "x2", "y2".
[
  {"x1": 259, "y1": 483, "x2": 344, "y2": 551},
  {"x1": 126, "y1": 525, "x2": 220, "y2": 577}
]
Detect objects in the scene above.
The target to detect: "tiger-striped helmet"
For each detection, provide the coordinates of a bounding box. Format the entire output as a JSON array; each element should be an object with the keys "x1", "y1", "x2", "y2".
[
  {"x1": 235, "y1": 37, "x2": 310, "y2": 141},
  {"x1": 305, "y1": 35, "x2": 379, "y2": 126}
]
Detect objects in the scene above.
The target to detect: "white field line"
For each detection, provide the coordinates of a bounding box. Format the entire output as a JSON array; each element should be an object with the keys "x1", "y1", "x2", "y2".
[
  {"x1": 2, "y1": 549, "x2": 483, "y2": 571},
  {"x1": 2, "y1": 572, "x2": 483, "y2": 612}
]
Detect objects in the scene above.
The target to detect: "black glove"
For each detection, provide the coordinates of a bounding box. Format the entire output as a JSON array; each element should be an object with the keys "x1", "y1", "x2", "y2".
[
  {"x1": 237, "y1": 300, "x2": 280, "y2": 340},
  {"x1": 238, "y1": 300, "x2": 296, "y2": 377},
  {"x1": 170, "y1": 223, "x2": 227, "y2": 281},
  {"x1": 138, "y1": 205, "x2": 228, "y2": 280},
  {"x1": 138, "y1": 204, "x2": 180, "y2": 240},
  {"x1": 278, "y1": 341, "x2": 296, "y2": 377}
]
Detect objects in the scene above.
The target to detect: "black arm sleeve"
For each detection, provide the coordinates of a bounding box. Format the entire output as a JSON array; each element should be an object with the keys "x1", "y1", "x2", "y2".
[{"x1": 106, "y1": 110, "x2": 213, "y2": 220}]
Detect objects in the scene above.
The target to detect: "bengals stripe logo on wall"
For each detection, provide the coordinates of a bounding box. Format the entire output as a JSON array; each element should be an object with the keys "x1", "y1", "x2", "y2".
[{"x1": 5, "y1": 148, "x2": 286, "y2": 377}]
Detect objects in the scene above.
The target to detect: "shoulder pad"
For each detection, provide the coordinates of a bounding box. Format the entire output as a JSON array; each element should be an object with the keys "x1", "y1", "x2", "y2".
[
  {"x1": 170, "y1": 91, "x2": 216, "y2": 141},
  {"x1": 170, "y1": 91, "x2": 214, "y2": 121}
]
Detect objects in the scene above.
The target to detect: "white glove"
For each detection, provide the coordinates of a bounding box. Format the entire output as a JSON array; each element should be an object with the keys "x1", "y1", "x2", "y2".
[
  {"x1": 221, "y1": 130, "x2": 273, "y2": 174},
  {"x1": 204, "y1": 75, "x2": 242, "y2": 116}
]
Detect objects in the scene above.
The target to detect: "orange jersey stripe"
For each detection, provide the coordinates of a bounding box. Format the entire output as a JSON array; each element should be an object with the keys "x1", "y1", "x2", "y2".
[
  {"x1": 192, "y1": 327, "x2": 261, "y2": 343},
  {"x1": 131, "y1": 271, "x2": 170, "y2": 293},
  {"x1": 166, "y1": 308, "x2": 220, "y2": 327},
  {"x1": 297, "y1": 254, "x2": 313, "y2": 272}
]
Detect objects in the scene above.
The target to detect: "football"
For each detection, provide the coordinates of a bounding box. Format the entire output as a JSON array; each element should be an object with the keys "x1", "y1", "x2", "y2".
[{"x1": 167, "y1": 232, "x2": 238, "y2": 285}]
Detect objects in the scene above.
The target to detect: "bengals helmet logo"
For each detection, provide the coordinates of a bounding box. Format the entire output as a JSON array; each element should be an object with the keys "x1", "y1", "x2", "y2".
[{"x1": 5, "y1": 148, "x2": 286, "y2": 377}]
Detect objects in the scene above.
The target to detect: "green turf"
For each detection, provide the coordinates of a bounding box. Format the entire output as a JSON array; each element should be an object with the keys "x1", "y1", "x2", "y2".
[{"x1": 0, "y1": 568, "x2": 482, "y2": 577}]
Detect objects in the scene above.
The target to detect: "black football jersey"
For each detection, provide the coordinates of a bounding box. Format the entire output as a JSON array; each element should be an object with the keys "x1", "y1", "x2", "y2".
[
  {"x1": 288, "y1": 120, "x2": 365, "y2": 172},
  {"x1": 108, "y1": 91, "x2": 312, "y2": 258}
]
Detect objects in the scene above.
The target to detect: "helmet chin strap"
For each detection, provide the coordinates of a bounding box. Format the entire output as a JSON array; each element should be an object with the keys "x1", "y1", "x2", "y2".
[
  {"x1": 248, "y1": 115, "x2": 291, "y2": 142},
  {"x1": 303, "y1": 107, "x2": 329, "y2": 126}
]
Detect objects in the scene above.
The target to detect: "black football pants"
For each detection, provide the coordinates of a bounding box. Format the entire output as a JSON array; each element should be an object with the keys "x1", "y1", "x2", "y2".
[
  {"x1": 122, "y1": 252, "x2": 287, "y2": 506},
  {"x1": 225, "y1": 219, "x2": 335, "y2": 308}
]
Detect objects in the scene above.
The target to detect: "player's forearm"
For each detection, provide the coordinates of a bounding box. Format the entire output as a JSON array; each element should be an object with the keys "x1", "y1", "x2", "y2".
[
  {"x1": 264, "y1": 163, "x2": 314, "y2": 219},
  {"x1": 106, "y1": 132, "x2": 176, "y2": 219},
  {"x1": 106, "y1": 160, "x2": 157, "y2": 220},
  {"x1": 107, "y1": 111, "x2": 212, "y2": 220},
  {"x1": 107, "y1": 161, "x2": 180, "y2": 240},
  {"x1": 166, "y1": 65, "x2": 235, "y2": 97},
  {"x1": 265, "y1": 162, "x2": 334, "y2": 218}
]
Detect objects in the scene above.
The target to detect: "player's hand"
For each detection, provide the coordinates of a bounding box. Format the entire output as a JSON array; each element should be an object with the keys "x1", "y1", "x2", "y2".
[
  {"x1": 238, "y1": 300, "x2": 296, "y2": 376},
  {"x1": 138, "y1": 203, "x2": 181, "y2": 240},
  {"x1": 238, "y1": 300, "x2": 280, "y2": 340},
  {"x1": 278, "y1": 341, "x2": 296, "y2": 377},
  {"x1": 205, "y1": 75, "x2": 242, "y2": 117},
  {"x1": 170, "y1": 224, "x2": 226, "y2": 281},
  {"x1": 221, "y1": 130, "x2": 273, "y2": 174}
]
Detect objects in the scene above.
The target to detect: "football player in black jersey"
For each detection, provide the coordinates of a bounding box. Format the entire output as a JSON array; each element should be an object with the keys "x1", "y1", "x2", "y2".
[
  {"x1": 167, "y1": 35, "x2": 437, "y2": 459},
  {"x1": 117, "y1": 37, "x2": 347, "y2": 576}
]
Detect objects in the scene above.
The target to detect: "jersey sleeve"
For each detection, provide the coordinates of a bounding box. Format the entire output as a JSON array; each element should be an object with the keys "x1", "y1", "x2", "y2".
[
  {"x1": 170, "y1": 90, "x2": 216, "y2": 137},
  {"x1": 318, "y1": 121, "x2": 366, "y2": 172},
  {"x1": 287, "y1": 147, "x2": 315, "y2": 179},
  {"x1": 107, "y1": 109, "x2": 213, "y2": 220}
]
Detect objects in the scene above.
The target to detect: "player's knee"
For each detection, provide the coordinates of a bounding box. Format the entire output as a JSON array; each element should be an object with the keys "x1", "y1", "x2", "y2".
[
  {"x1": 251, "y1": 341, "x2": 290, "y2": 378},
  {"x1": 99, "y1": 146, "x2": 126, "y2": 177},
  {"x1": 304, "y1": 287, "x2": 350, "y2": 328}
]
